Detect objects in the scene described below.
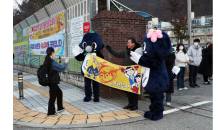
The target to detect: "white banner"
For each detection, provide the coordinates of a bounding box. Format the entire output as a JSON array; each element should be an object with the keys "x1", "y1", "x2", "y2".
[{"x1": 29, "y1": 33, "x2": 64, "y2": 55}]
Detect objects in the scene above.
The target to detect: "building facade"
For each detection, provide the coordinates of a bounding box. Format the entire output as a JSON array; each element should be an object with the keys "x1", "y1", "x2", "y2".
[{"x1": 146, "y1": 12, "x2": 213, "y2": 47}]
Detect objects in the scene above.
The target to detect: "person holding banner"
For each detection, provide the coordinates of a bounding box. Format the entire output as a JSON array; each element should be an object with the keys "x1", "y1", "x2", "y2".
[{"x1": 106, "y1": 37, "x2": 141, "y2": 111}]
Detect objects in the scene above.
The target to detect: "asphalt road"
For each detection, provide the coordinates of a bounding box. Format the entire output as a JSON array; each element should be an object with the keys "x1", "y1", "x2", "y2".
[{"x1": 13, "y1": 78, "x2": 213, "y2": 130}]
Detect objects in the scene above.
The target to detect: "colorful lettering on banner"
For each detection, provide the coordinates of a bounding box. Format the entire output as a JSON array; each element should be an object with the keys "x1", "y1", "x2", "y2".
[
  {"x1": 13, "y1": 41, "x2": 29, "y2": 55},
  {"x1": 29, "y1": 34, "x2": 64, "y2": 55},
  {"x1": 29, "y1": 12, "x2": 65, "y2": 40},
  {"x1": 85, "y1": 55, "x2": 150, "y2": 95}
]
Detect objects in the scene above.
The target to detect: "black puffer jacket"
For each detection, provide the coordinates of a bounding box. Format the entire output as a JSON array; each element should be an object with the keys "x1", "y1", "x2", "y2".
[{"x1": 108, "y1": 43, "x2": 141, "y2": 66}]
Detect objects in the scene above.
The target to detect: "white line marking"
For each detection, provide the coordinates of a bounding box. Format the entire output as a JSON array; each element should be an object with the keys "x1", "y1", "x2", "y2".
[{"x1": 163, "y1": 101, "x2": 212, "y2": 115}]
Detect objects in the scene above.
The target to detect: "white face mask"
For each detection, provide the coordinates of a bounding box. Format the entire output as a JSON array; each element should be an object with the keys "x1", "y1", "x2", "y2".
[
  {"x1": 194, "y1": 43, "x2": 198, "y2": 46},
  {"x1": 179, "y1": 46, "x2": 183, "y2": 50}
]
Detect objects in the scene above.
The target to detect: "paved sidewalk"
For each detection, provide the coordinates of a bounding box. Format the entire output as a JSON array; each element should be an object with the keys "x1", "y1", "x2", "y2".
[{"x1": 13, "y1": 70, "x2": 145, "y2": 128}]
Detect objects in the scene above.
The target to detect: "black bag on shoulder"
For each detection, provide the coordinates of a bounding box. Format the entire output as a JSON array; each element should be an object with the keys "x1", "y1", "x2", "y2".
[{"x1": 37, "y1": 64, "x2": 50, "y2": 86}]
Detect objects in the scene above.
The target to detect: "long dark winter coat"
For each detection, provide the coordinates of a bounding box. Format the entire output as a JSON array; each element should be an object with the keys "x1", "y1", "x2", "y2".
[
  {"x1": 164, "y1": 52, "x2": 176, "y2": 93},
  {"x1": 198, "y1": 48, "x2": 213, "y2": 77}
]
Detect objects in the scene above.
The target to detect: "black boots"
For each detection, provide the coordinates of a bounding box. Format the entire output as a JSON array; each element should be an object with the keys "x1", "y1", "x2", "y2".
[
  {"x1": 130, "y1": 106, "x2": 138, "y2": 111},
  {"x1": 123, "y1": 104, "x2": 138, "y2": 110},
  {"x1": 123, "y1": 104, "x2": 132, "y2": 109}
]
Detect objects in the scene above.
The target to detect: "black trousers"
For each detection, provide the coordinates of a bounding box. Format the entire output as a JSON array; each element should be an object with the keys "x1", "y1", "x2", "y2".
[
  {"x1": 189, "y1": 65, "x2": 199, "y2": 85},
  {"x1": 48, "y1": 83, "x2": 64, "y2": 115},
  {"x1": 203, "y1": 75, "x2": 209, "y2": 82},
  {"x1": 126, "y1": 92, "x2": 138, "y2": 107}
]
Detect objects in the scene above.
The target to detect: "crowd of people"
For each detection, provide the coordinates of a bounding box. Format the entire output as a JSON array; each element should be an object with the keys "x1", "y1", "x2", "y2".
[{"x1": 164, "y1": 39, "x2": 213, "y2": 106}]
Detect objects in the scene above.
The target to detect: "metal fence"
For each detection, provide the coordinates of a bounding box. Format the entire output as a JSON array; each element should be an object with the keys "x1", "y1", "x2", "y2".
[{"x1": 13, "y1": 0, "x2": 97, "y2": 73}]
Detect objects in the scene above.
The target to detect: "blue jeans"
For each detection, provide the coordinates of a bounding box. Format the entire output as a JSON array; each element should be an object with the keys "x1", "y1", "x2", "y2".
[
  {"x1": 189, "y1": 65, "x2": 199, "y2": 85},
  {"x1": 166, "y1": 93, "x2": 171, "y2": 103},
  {"x1": 177, "y1": 67, "x2": 186, "y2": 89}
]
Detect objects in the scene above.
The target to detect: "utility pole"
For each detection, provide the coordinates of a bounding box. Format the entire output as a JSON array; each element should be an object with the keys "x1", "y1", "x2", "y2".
[
  {"x1": 107, "y1": 0, "x2": 110, "y2": 11},
  {"x1": 187, "y1": 0, "x2": 192, "y2": 47}
]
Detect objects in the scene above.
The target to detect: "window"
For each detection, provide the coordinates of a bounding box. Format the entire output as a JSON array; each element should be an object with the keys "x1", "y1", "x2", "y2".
[
  {"x1": 207, "y1": 36, "x2": 213, "y2": 41},
  {"x1": 205, "y1": 18, "x2": 212, "y2": 24},
  {"x1": 208, "y1": 28, "x2": 213, "y2": 32},
  {"x1": 194, "y1": 28, "x2": 205, "y2": 33}
]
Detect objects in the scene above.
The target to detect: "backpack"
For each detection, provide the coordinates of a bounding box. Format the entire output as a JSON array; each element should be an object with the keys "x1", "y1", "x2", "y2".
[{"x1": 37, "y1": 64, "x2": 50, "y2": 86}]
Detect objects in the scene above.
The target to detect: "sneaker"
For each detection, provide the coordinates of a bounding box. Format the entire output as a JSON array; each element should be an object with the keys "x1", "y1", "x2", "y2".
[
  {"x1": 194, "y1": 84, "x2": 200, "y2": 87},
  {"x1": 204, "y1": 82, "x2": 211, "y2": 85},
  {"x1": 166, "y1": 102, "x2": 171, "y2": 106},
  {"x1": 182, "y1": 87, "x2": 188, "y2": 90},
  {"x1": 57, "y1": 108, "x2": 65, "y2": 113},
  {"x1": 47, "y1": 113, "x2": 57, "y2": 117},
  {"x1": 189, "y1": 85, "x2": 195, "y2": 88},
  {"x1": 178, "y1": 88, "x2": 182, "y2": 91}
]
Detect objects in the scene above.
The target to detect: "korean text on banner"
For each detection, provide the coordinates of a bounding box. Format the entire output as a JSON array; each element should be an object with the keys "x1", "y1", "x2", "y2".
[
  {"x1": 84, "y1": 55, "x2": 150, "y2": 95},
  {"x1": 29, "y1": 34, "x2": 64, "y2": 55},
  {"x1": 29, "y1": 12, "x2": 65, "y2": 40},
  {"x1": 13, "y1": 41, "x2": 29, "y2": 55}
]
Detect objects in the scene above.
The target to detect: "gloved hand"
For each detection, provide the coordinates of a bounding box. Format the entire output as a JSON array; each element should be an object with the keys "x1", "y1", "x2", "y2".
[
  {"x1": 130, "y1": 51, "x2": 141, "y2": 64},
  {"x1": 106, "y1": 45, "x2": 112, "y2": 51},
  {"x1": 72, "y1": 45, "x2": 83, "y2": 57}
]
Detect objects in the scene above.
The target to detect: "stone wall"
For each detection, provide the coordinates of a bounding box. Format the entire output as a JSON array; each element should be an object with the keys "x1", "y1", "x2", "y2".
[{"x1": 13, "y1": 65, "x2": 85, "y2": 89}]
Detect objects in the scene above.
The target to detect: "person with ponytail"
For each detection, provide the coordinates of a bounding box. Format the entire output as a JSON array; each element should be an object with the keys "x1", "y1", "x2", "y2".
[
  {"x1": 175, "y1": 43, "x2": 189, "y2": 91},
  {"x1": 44, "y1": 47, "x2": 69, "y2": 116}
]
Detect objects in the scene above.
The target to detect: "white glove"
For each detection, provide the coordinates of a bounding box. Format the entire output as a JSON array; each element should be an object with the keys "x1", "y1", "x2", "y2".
[
  {"x1": 134, "y1": 47, "x2": 143, "y2": 56},
  {"x1": 130, "y1": 51, "x2": 141, "y2": 64},
  {"x1": 72, "y1": 45, "x2": 83, "y2": 57},
  {"x1": 172, "y1": 66, "x2": 180, "y2": 75}
]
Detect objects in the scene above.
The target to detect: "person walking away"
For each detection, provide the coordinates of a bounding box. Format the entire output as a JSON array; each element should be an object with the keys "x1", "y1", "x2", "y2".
[
  {"x1": 198, "y1": 44, "x2": 213, "y2": 85},
  {"x1": 165, "y1": 48, "x2": 176, "y2": 106},
  {"x1": 175, "y1": 43, "x2": 189, "y2": 90},
  {"x1": 44, "y1": 47, "x2": 70, "y2": 116},
  {"x1": 106, "y1": 37, "x2": 141, "y2": 111},
  {"x1": 187, "y1": 39, "x2": 202, "y2": 88}
]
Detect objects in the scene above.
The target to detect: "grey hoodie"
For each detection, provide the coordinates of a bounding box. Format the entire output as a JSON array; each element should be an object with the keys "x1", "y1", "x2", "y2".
[{"x1": 187, "y1": 44, "x2": 202, "y2": 66}]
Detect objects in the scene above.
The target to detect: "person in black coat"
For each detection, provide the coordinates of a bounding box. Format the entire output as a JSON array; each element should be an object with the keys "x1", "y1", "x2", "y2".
[
  {"x1": 164, "y1": 50, "x2": 176, "y2": 106},
  {"x1": 198, "y1": 44, "x2": 213, "y2": 84},
  {"x1": 106, "y1": 37, "x2": 141, "y2": 111}
]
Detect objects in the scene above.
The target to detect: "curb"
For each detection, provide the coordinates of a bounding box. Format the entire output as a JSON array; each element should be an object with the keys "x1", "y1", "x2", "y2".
[{"x1": 13, "y1": 111, "x2": 146, "y2": 128}]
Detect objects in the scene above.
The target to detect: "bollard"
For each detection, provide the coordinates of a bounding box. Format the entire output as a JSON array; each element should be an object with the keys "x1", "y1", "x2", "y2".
[{"x1": 18, "y1": 72, "x2": 24, "y2": 100}]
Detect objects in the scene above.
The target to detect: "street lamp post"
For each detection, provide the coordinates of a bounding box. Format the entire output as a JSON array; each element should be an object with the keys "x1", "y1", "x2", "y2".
[{"x1": 187, "y1": 0, "x2": 192, "y2": 47}]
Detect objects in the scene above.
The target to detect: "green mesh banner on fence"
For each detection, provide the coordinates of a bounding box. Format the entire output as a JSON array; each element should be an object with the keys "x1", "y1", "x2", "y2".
[
  {"x1": 40, "y1": 55, "x2": 45, "y2": 65},
  {"x1": 68, "y1": 58, "x2": 82, "y2": 72},
  {"x1": 13, "y1": 40, "x2": 17, "y2": 44},
  {"x1": 17, "y1": 37, "x2": 22, "y2": 43},
  {"x1": 18, "y1": 55, "x2": 24, "y2": 65},
  {"x1": 23, "y1": 36, "x2": 29, "y2": 42},
  {"x1": 24, "y1": 54, "x2": 30, "y2": 66},
  {"x1": 13, "y1": 55, "x2": 19, "y2": 64},
  {"x1": 30, "y1": 55, "x2": 39, "y2": 67}
]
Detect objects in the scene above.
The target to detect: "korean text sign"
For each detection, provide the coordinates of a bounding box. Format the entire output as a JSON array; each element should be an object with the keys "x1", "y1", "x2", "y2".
[{"x1": 13, "y1": 41, "x2": 29, "y2": 55}]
